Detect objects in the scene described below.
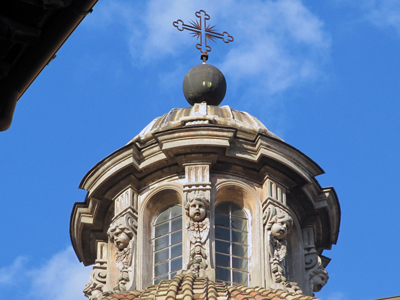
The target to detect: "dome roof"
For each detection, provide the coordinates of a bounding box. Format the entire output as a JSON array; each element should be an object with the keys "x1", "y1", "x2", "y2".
[
  {"x1": 128, "y1": 102, "x2": 282, "y2": 146},
  {"x1": 100, "y1": 274, "x2": 319, "y2": 300}
]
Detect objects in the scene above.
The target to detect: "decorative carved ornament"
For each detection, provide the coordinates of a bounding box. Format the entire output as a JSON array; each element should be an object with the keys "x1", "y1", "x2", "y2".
[
  {"x1": 107, "y1": 216, "x2": 136, "y2": 293},
  {"x1": 184, "y1": 191, "x2": 210, "y2": 277},
  {"x1": 303, "y1": 227, "x2": 329, "y2": 294},
  {"x1": 84, "y1": 188, "x2": 138, "y2": 298},
  {"x1": 263, "y1": 181, "x2": 302, "y2": 294},
  {"x1": 83, "y1": 241, "x2": 108, "y2": 299}
]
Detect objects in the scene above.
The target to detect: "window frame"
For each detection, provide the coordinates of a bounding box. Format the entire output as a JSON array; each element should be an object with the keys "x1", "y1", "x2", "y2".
[
  {"x1": 215, "y1": 202, "x2": 249, "y2": 286},
  {"x1": 152, "y1": 205, "x2": 183, "y2": 284}
]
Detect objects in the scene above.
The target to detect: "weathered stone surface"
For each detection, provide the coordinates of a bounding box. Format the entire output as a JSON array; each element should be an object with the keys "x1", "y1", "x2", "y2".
[{"x1": 70, "y1": 104, "x2": 340, "y2": 297}]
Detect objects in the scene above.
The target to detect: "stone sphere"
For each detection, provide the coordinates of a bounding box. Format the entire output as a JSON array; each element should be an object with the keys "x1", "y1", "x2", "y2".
[{"x1": 183, "y1": 64, "x2": 226, "y2": 106}]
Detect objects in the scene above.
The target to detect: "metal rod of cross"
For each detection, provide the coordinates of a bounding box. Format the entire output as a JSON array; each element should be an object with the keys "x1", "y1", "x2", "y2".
[{"x1": 173, "y1": 10, "x2": 234, "y2": 63}]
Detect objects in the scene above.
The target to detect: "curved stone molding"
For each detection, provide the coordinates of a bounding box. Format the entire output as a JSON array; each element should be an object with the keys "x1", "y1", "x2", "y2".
[
  {"x1": 72, "y1": 125, "x2": 336, "y2": 266},
  {"x1": 129, "y1": 104, "x2": 281, "y2": 146},
  {"x1": 214, "y1": 179, "x2": 261, "y2": 203},
  {"x1": 139, "y1": 182, "x2": 184, "y2": 215},
  {"x1": 70, "y1": 198, "x2": 101, "y2": 264},
  {"x1": 79, "y1": 146, "x2": 139, "y2": 198},
  {"x1": 71, "y1": 105, "x2": 340, "y2": 296}
]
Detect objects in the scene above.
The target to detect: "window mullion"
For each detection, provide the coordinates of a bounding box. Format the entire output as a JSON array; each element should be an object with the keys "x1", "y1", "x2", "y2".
[{"x1": 153, "y1": 206, "x2": 182, "y2": 284}]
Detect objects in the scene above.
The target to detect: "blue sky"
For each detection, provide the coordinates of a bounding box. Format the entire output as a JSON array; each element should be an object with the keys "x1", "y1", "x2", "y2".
[{"x1": 1, "y1": 0, "x2": 400, "y2": 299}]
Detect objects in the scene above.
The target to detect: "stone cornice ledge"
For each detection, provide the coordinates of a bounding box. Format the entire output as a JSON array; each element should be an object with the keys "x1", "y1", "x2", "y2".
[{"x1": 79, "y1": 145, "x2": 140, "y2": 197}]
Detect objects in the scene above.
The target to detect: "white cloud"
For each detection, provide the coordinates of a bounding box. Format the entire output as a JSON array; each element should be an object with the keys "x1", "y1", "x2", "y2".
[
  {"x1": 333, "y1": 0, "x2": 400, "y2": 35},
  {"x1": 364, "y1": 0, "x2": 400, "y2": 33},
  {"x1": 85, "y1": 0, "x2": 331, "y2": 96},
  {"x1": 220, "y1": 0, "x2": 330, "y2": 94},
  {"x1": 0, "y1": 256, "x2": 28, "y2": 285},
  {"x1": 28, "y1": 247, "x2": 91, "y2": 300},
  {"x1": 0, "y1": 247, "x2": 90, "y2": 299}
]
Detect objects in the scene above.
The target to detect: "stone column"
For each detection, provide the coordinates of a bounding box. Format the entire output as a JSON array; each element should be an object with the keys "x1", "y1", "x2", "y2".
[
  {"x1": 106, "y1": 188, "x2": 138, "y2": 293},
  {"x1": 262, "y1": 178, "x2": 301, "y2": 294},
  {"x1": 182, "y1": 162, "x2": 212, "y2": 278}
]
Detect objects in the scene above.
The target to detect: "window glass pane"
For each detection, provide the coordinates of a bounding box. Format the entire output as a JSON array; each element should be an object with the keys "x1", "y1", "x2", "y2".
[
  {"x1": 233, "y1": 270, "x2": 248, "y2": 285},
  {"x1": 170, "y1": 206, "x2": 182, "y2": 218},
  {"x1": 170, "y1": 271, "x2": 178, "y2": 279},
  {"x1": 231, "y1": 204, "x2": 246, "y2": 218},
  {"x1": 155, "y1": 236, "x2": 169, "y2": 251},
  {"x1": 231, "y1": 217, "x2": 247, "y2": 231},
  {"x1": 215, "y1": 202, "x2": 249, "y2": 286},
  {"x1": 216, "y1": 240, "x2": 230, "y2": 254},
  {"x1": 216, "y1": 267, "x2": 231, "y2": 282},
  {"x1": 155, "y1": 209, "x2": 170, "y2": 225},
  {"x1": 154, "y1": 275, "x2": 168, "y2": 284},
  {"x1": 171, "y1": 257, "x2": 182, "y2": 272},
  {"x1": 153, "y1": 205, "x2": 183, "y2": 284},
  {"x1": 215, "y1": 226, "x2": 230, "y2": 241},
  {"x1": 171, "y1": 230, "x2": 182, "y2": 244},
  {"x1": 215, "y1": 214, "x2": 229, "y2": 227},
  {"x1": 232, "y1": 243, "x2": 248, "y2": 258},
  {"x1": 171, "y1": 217, "x2": 182, "y2": 231},
  {"x1": 155, "y1": 222, "x2": 169, "y2": 238},
  {"x1": 232, "y1": 257, "x2": 248, "y2": 271},
  {"x1": 154, "y1": 261, "x2": 168, "y2": 277},
  {"x1": 215, "y1": 202, "x2": 230, "y2": 214},
  {"x1": 171, "y1": 243, "x2": 182, "y2": 258},
  {"x1": 216, "y1": 253, "x2": 230, "y2": 267},
  {"x1": 232, "y1": 230, "x2": 247, "y2": 244},
  {"x1": 154, "y1": 248, "x2": 169, "y2": 264}
]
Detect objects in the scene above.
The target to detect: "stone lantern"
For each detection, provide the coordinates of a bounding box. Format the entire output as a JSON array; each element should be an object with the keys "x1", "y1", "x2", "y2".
[{"x1": 70, "y1": 62, "x2": 340, "y2": 300}]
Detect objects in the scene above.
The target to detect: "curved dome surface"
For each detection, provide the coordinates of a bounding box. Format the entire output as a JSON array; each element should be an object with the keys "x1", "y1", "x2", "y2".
[{"x1": 128, "y1": 103, "x2": 281, "y2": 145}]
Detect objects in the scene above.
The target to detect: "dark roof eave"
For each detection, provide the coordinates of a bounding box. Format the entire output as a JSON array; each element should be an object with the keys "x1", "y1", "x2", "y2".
[{"x1": 0, "y1": 0, "x2": 99, "y2": 131}]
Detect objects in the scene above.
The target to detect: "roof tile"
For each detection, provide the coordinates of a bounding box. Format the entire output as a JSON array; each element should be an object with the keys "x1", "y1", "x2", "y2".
[{"x1": 99, "y1": 274, "x2": 319, "y2": 300}]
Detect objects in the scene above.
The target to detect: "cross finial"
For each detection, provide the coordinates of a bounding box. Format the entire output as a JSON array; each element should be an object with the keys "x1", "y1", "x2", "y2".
[{"x1": 173, "y1": 10, "x2": 234, "y2": 63}]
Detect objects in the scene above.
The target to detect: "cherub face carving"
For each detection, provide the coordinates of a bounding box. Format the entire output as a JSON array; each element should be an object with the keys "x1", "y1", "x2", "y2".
[
  {"x1": 114, "y1": 232, "x2": 130, "y2": 250},
  {"x1": 267, "y1": 213, "x2": 293, "y2": 240},
  {"x1": 189, "y1": 199, "x2": 206, "y2": 222},
  {"x1": 270, "y1": 220, "x2": 289, "y2": 240},
  {"x1": 107, "y1": 222, "x2": 133, "y2": 251}
]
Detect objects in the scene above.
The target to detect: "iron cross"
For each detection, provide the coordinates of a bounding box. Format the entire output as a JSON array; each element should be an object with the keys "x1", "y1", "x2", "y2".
[{"x1": 173, "y1": 10, "x2": 234, "y2": 62}]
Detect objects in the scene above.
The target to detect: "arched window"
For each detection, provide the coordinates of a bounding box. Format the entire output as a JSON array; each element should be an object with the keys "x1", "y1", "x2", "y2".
[
  {"x1": 215, "y1": 202, "x2": 249, "y2": 286},
  {"x1": 152, "y1": 205, "x2": 182, "y2": 284}
]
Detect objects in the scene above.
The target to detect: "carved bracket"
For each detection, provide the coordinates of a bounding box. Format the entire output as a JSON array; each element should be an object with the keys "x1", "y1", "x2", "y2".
[
  {"x1": 83, "y1": 241, "x2": 108, "y2": 299},
  {"x1": 263, "y1": 199, "x2": 291, "y2": 226},
  {"x1": 263, "y1": 199, "x2": 301, "y2": 294},
  {"x1": 104, "y1": 188, "x2": 138, "y2": 294},
  {"x1": 184, "y1": 191, "x2": 210, "y2": 277},
  {"x1": 302, "y1": 227, "x2": 329, "y2": 294},
  {"x1": 182, "y1": 162, "x2": 212, "y2": 277}
]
